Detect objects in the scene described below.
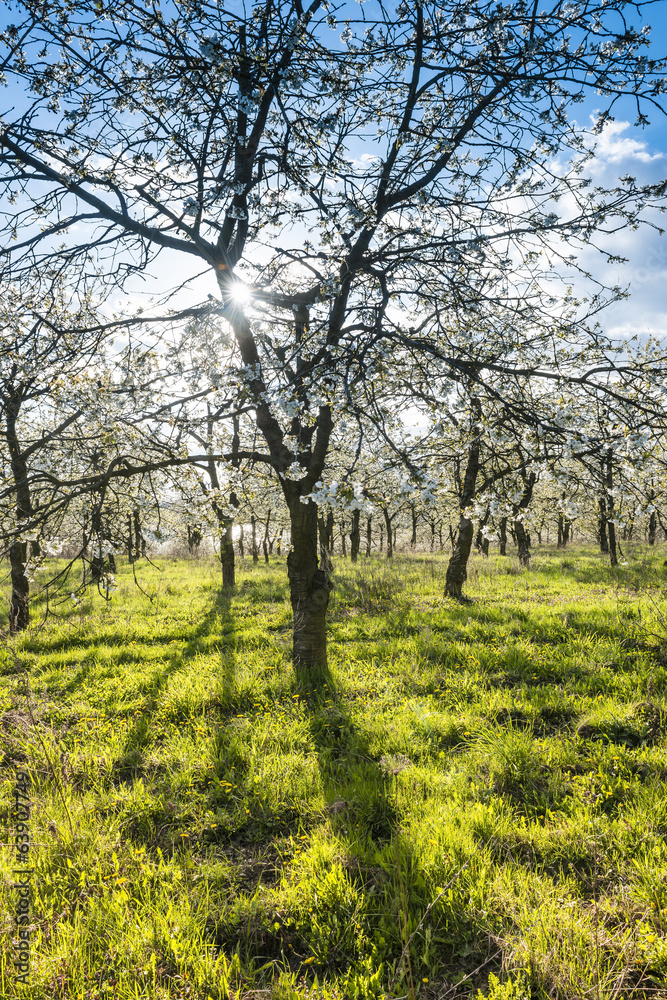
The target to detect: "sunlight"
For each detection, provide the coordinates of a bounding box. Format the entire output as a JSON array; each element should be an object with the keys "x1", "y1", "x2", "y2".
[{"x1": 229, "y1": 281, "x2": 252, "y2": 307}]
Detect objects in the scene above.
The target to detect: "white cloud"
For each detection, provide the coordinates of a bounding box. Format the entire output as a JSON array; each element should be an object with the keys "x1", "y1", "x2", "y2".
[{"x1": 592, "y1": 118, "x2": 665, "y2": 165}]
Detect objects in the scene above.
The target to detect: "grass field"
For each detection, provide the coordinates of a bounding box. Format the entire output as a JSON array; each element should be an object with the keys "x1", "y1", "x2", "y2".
[{"x1": 1, "y1": 544, "x2": 667, "y2": 1000}]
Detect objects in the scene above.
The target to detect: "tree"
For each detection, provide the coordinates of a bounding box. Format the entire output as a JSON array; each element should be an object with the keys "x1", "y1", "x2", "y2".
[
  {"x1": 1, "y1": 0, "x2": 665, "y2": 663},
  {"x1": 0, "y1": 279, "x2": 107, "y2": 631}
]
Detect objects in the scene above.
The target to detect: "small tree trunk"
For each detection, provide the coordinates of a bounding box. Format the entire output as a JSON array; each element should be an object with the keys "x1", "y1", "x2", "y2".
[
  {"x1": 648, "y1": 511, "x2": 657, "y2": 545},
  {"x1": 366, "y1": 516, "x2": 372, "y2": 556},
  {"x1": 499, "y1": 517, "x2": 508, "y2": 556},
  {"x1": 430, "y1": 518, "x2": 436, "y2": 552},
  {"x1": 606, "y1": 452, "x2": 618, "y2": 567},
  {"x1": 238, "y1": 523, "x2": 245, "y2": 558},
  {"x1": 128, "y1": 514, "x2": 134, "y2": 563},
  {"x1": 318, "y1": 514, "x2": 333, "y2": 573},
  {"x1": 475, "y1": 507, "x2": 490, "y2": 554},
  {"x1": 383, "y1": 507, "x2": 393, "y2": 559},
  {"x1": 410, "y1": 503, "x2": 417, "y2": 550},
  {"x1": 512, "y1": 472, "x2": 536, "y2": 568},
  {"x1": 379, "y1": 524, "x2": 384, "y2": 553},
  {"x1": 350, "y1": 509, "x2": 360, "y2": 563},
  {"x1": 220, "y1": 521, "x2": 235, "y2": 587},
  {"x1": 285, "y1": 492, "x2": 332, "y2": 669},
  {"x1": 263, "y1": 509, "x2": 271, "y2": 564},
  {"x1": 9, "y1": 540, "x2": 30, "y2": 634},
  {"x1": 515, "y1": 520, "x2": 531, "y2": 566},
  {"x1": 599, "y1": 495, "x2": 609, "y2": 554},
  {"x1": 445, "y1": 396, "x2": 481, "y2": 599},
  {"x1": 392, "y1": 526, "x2": 397, "y2": 551},
  {"x1": 133, "y1": 509, "x2": 143, "y2": 562},
  {"x1": 341, "y1": 518, "x2": 347, "y2": 557},
  {"x1": 276, "y1": 529, "x2": 283, "y2": 556},
  {"x1": 251, "y1": 515, "x2": 259, "y2": 563}
]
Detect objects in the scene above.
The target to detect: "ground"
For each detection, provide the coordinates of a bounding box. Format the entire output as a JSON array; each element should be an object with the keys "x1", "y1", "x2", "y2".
[{"x1": 1, "y1": 544, "x2": 667, "y2": 1000}]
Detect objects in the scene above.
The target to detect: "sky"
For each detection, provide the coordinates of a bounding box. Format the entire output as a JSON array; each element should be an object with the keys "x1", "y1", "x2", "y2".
[{"x1": 1, "y1": 0, "x2": 666, "y2": 346}]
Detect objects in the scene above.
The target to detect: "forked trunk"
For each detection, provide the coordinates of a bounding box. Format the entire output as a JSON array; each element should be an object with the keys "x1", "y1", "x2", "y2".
[{"x1": 286, "y1": 495, "x2": 332, "y2": 668}]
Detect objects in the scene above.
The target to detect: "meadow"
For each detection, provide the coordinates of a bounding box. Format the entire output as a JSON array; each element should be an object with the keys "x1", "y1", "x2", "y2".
[{"x1": 1, "y1": 544, "x2": 667, "y2": 1000}]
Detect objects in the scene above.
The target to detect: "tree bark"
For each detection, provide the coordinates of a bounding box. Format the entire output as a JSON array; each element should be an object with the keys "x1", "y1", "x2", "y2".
[
  {"x1": 499, "y1": 516, "x2": 508, "y2": 556},
  {"x1": 285, "y1": 492, "x2": 332, "y2": 669},
  {"x1": 382, "y1": 507, "x2": 393, "y2": 559},
  {"x1": 350, "y1": 508, "x2": 360, "y2": 563},
  {"x1": 605, "y1": 452, "x2": 618, "y2": 567},
  {"x1": 9, "y1": 541, "x2": 30, "y2": 634},
  {"x1": 598, "y1": 494, "x2": 609, "y2": 553},
  {"x1": 513, "y1": 472, "x2": 536, "y2": 568},
  {"x1": 410, "y1": 503, "x2": 417, "y2": 550},
  {"x1": 6, "y1": 396, "x2": 33, "y2": 633},
  {"x1": 251, "y1": 514, "x2": 259, "y2": 563},
  {"x1": 318, "y1": 513, "x2": 333, "y2": 573},
  {"x1": 366, "y1": 516, "x2": 372, "y2": 557},
  {"x1": 445, "y1": 396, "x2": 481, "y2": 600}
]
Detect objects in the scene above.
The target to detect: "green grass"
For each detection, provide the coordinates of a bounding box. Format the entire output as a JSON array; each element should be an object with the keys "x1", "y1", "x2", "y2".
[{"x1": 1, "y1": 544, "x2": 667, "y2": 1000}]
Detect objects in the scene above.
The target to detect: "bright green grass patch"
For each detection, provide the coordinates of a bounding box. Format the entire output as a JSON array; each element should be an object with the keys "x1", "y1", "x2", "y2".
[{"x1": 1, "y1": 544, "x2": 667, "y2": 999}]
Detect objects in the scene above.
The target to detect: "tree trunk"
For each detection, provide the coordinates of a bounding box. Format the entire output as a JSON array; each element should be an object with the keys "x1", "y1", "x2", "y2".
[
  {"x1": 263, "y1": 509, "x2": 271, "y2": 564},
  {"x1": 276, "y1": 529, "x2": 283, "y2": 556},
  {"x1": 649, "y1": 510, "x2": 657, "y2": 545},
  {"x1": 383, "y1": 507, "x2": 393, "y2": 559},
  {"x1": 6, "y1": 399, "x2": 33, "y2": 633},
  {"x1": 410, "y1": 503, "x2": 417, "y2": 550},
  {"x1": 513, "y1": 472, "x2": 536, "y2": 568},
  {"x1": 285, "y1": 493, "x2": 332, "y2": 669},
  {"x1": 9, "y1": 541, "x2": 30, "y2": 634},
  {"x1": 606, "y1": 452, "x2": 618, "y2": 567},
  {"x1": 445, "y1": 397, "x2": 481, "y2": 600},
  {"x1": 341, "y1": 518, "x2": 347, "y2": 557},
  {"x1": 318, "y1": 514, "x2": 333, "y2": 573},
  {"x1": 366, "y1": 516, "x2": 372, "y2": 557},
  {"x1": 251, "y1": 514, "x2": 259, "y2": 563},
  {"x1": 515, "y1": 520, "x2": 531, "y2": 566},
  {"x1": 475, "y1": 507, "x2": 490, "y2": 555},
  {"x1": 238, "y1": 523, "x2": 244, "y2": 558},
  {"x1": 350, "y1": 509, "x2": 360, "y2": 563},
  {"x1": 379, "y1": 524, "x2": 384, "y2": 552},
  {"x1": 133, "y1": 509, "x2": 143, "y2": 561},
  {"x1": 499, "y1": 516, "x2": 508, "y2": 556},
  {"x1": 598, "y1": 495, "x2": 609, "y2": 553},
  {"x1": 430, "y1": 518, "x2": 436, "y2": 552},
  {"x1": 220, "y1": 520, "x2": 235, "y2": 587}
]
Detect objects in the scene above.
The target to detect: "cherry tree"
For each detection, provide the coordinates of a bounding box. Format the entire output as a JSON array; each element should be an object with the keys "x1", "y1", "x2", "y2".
[{"x1": 1, "y1": 0, "x2": 666, "y2": 664}]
